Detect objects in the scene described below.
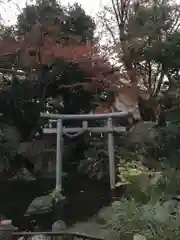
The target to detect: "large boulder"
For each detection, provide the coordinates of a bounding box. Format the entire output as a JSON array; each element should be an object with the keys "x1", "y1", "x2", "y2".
[
  {"x1": 52, "y1": 221, "x2": 67, "y2": 240},
  {"x1": 52, "y1": 220, "x2": 67, "y2": 231},
  {"x1": 68, "y1": 221, "x2": 110, "y2": 239},
  {"x1": 10, "y1": 166, "x2": 36, "y2": 181},
  {"x1": 0, "y1": 124, "x2": 21, "y2": 172},
  {"x1": 126, "y1": 122, "x2": 158, "y2": 147},
  {"x1": 0, "y1": 124, "x2": 21, "y2": 153},
  {"x1": 25, "y1": 195, "x2": 53, "y2": 216}
]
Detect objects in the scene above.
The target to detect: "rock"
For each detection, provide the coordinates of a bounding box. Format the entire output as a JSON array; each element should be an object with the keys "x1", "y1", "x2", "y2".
[
  {"x1": 25, "y1": 195, "x2": 53, "y2": 216},
  {"x1": 133, "y1": 234, "x2": 147, "y2": 240},
  {"x1": 52, "y1": 221, "x2": 67, "y2": 240},
  {"x1": 68, "y1": 221, "x2": 109, "y2": 239},
  {"x1": 52, "y1": 220, "x2": 67, "y2": 231},
  {"x1": 0, "y1": 124, "x2": 21, "y2": 172},
  {"x1": 0, "y1": 124, "x2": 21, "y2": 152},
  {"x1": 31, "y1": 235, "x2": 50, "y2": 240},
  {"x1": 127, "y1": 121, "x2": 158, "y2": 147},
  {"x1": 10, "y1": 166, "x2": 36, "y2": 181}
]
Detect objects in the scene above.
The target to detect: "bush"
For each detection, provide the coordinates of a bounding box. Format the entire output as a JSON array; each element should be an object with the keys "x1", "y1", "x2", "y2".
[
  {"x1": 95, "y1": 164, "x2": 180, "y2": 239},
  {"x1": 78, "y1": 134, "x2": 126, "y2": 180},
  {"x1": 116, "y1": 159, "x2": 164, "y2": 203},
  {"x1": 99, "y1": 198, "x2": 180, "y2": 239},
  {"x1": 141, "y1": 122, "x2": 180, "y2": 168},
  {"x1": 78, "y1": 135, "x2": 109, "y2": 180}
]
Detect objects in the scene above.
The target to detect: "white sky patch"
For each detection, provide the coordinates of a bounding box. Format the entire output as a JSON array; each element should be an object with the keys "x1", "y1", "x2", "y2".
[{"x1": 0, "y1": 0, "x2": 108, "y2": 25}]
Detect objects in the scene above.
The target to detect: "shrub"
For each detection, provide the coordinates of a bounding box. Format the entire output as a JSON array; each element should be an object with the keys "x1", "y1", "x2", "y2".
[
  {"x1": 95, "y1": 164, "x2": 180, "y2": 239},
  {"x1": 100, "y1": 198, "x2": 180, "y2": 239}
]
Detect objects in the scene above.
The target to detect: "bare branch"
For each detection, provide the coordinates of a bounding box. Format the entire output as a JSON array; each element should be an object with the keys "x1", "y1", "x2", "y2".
[
  {"x1": 169, "y1": 12, "x2": 180, "y2": 34},
  {"x1": 104, "y1": 22, "x2": 117, "y2": 46},
  {"x1": 116, "y1": 0, "x2": 122, "y2": 22},
  {"x1": 153, "y1": 66, "x2": 165, "y2": 97},
  {"x1": 111, "y1": 0, "x2": 122, "y2": 35}
]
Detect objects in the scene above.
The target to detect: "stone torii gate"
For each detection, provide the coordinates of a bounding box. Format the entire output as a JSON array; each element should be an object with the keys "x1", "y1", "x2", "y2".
[{"x1": 41, "y1": 112, "x2": 131, "y2": 196}]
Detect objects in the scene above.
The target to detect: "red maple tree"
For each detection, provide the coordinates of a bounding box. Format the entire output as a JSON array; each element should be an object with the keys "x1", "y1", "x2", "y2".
[{"x1": 0, "y1": 24, "x2": 119, "y2": 94}]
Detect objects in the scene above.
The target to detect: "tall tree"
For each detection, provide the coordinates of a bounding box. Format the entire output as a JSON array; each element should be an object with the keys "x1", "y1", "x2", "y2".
[
  {"x1": 17, "y1": 0, "x2": 95, "y2": 44},
  {"x1": 0, "y1": 1, "x2": 118, "y2": 140},
  {"x1": 98, "y1": 0, "x2": 180, "y2": 120}
]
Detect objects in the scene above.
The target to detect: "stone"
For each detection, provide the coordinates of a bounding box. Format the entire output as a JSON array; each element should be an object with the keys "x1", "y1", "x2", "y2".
[
  {"x1": 0, "y1": 124, "x2": 21, "y2": 152},
  {"x1": 52, "y1": 220, "x2": 67, "y2": 240},
  {"x1": 133, "y1": 234, "x2": 147, "y2": 240},
  {"x1": 68, "y1": 221, "x2": 109, "y2": 239},
  {"x1": 52, "y1": 220, "x2": 67, "y2": 231},
  {"x1": 0, "y1": 124, "x2": 21, "y2": 172},
  {"x1": 25, "y1": 195, "x2": 53, "y2": 216},
  {"x1": 10, "y1": 166, "x2": 36, "y2": 181},
  {"x1": 127, "y1": 121, "x2": 158, "y2": 147}
]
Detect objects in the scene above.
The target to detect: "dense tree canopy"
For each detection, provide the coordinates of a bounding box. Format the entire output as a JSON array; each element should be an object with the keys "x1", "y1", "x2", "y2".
[
  {"x1": 1, "y1": 0, "x2": 180, "y2": 170},
  {"x1": 2, "y1": 3, "x2": 180, "y2": 237},
  {"x1": 0, "y1": 0, "x2": 118, "y2": 140},
  {"x1": 17, "y1": 0, "x2": 95, "y2": 44},
  {"x1": 98, "y1": 0, "x2": 180, "y2": 121}
]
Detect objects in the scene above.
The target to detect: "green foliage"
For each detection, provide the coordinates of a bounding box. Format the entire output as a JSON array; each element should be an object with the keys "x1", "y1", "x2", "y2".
[
  {"x1": 116, "y1": 160, "x2": 152, "y2": 187},
  {"x1": 136, "y1": 123, "x2": 180, "y2": 168},
  {"x1": 0, "y1": 25, "x2": 14, "y2": 39},
  {"x1": 100, "y1": 198, "x2": 180, "y2": 239},
  {"x1": 96, "y1": 167, "x2": 180, "y2": 239},
  {"x1": 135, "y1": 1, "x2": 180, "y2": 78},
  {"x1": 78, "y1": 134, "x2": 127, "y2": 180},
  {"x1": 0, "y1": 0, "x2": 96, "y2": 140},
  {"x1": 78, "y1": 135, "x2": 109, "y2": 180},
  {"x1": 100, "y1": 0, "x2": 180, "y2": 100},
  {"x1": 17, "y1": 0, "x2": 95, "y2": 43}
]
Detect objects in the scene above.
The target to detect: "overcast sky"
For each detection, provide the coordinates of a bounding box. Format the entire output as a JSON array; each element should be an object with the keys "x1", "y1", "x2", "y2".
[{"x1": 0, "y1": 0, "x2": 107, "y2": 25}]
